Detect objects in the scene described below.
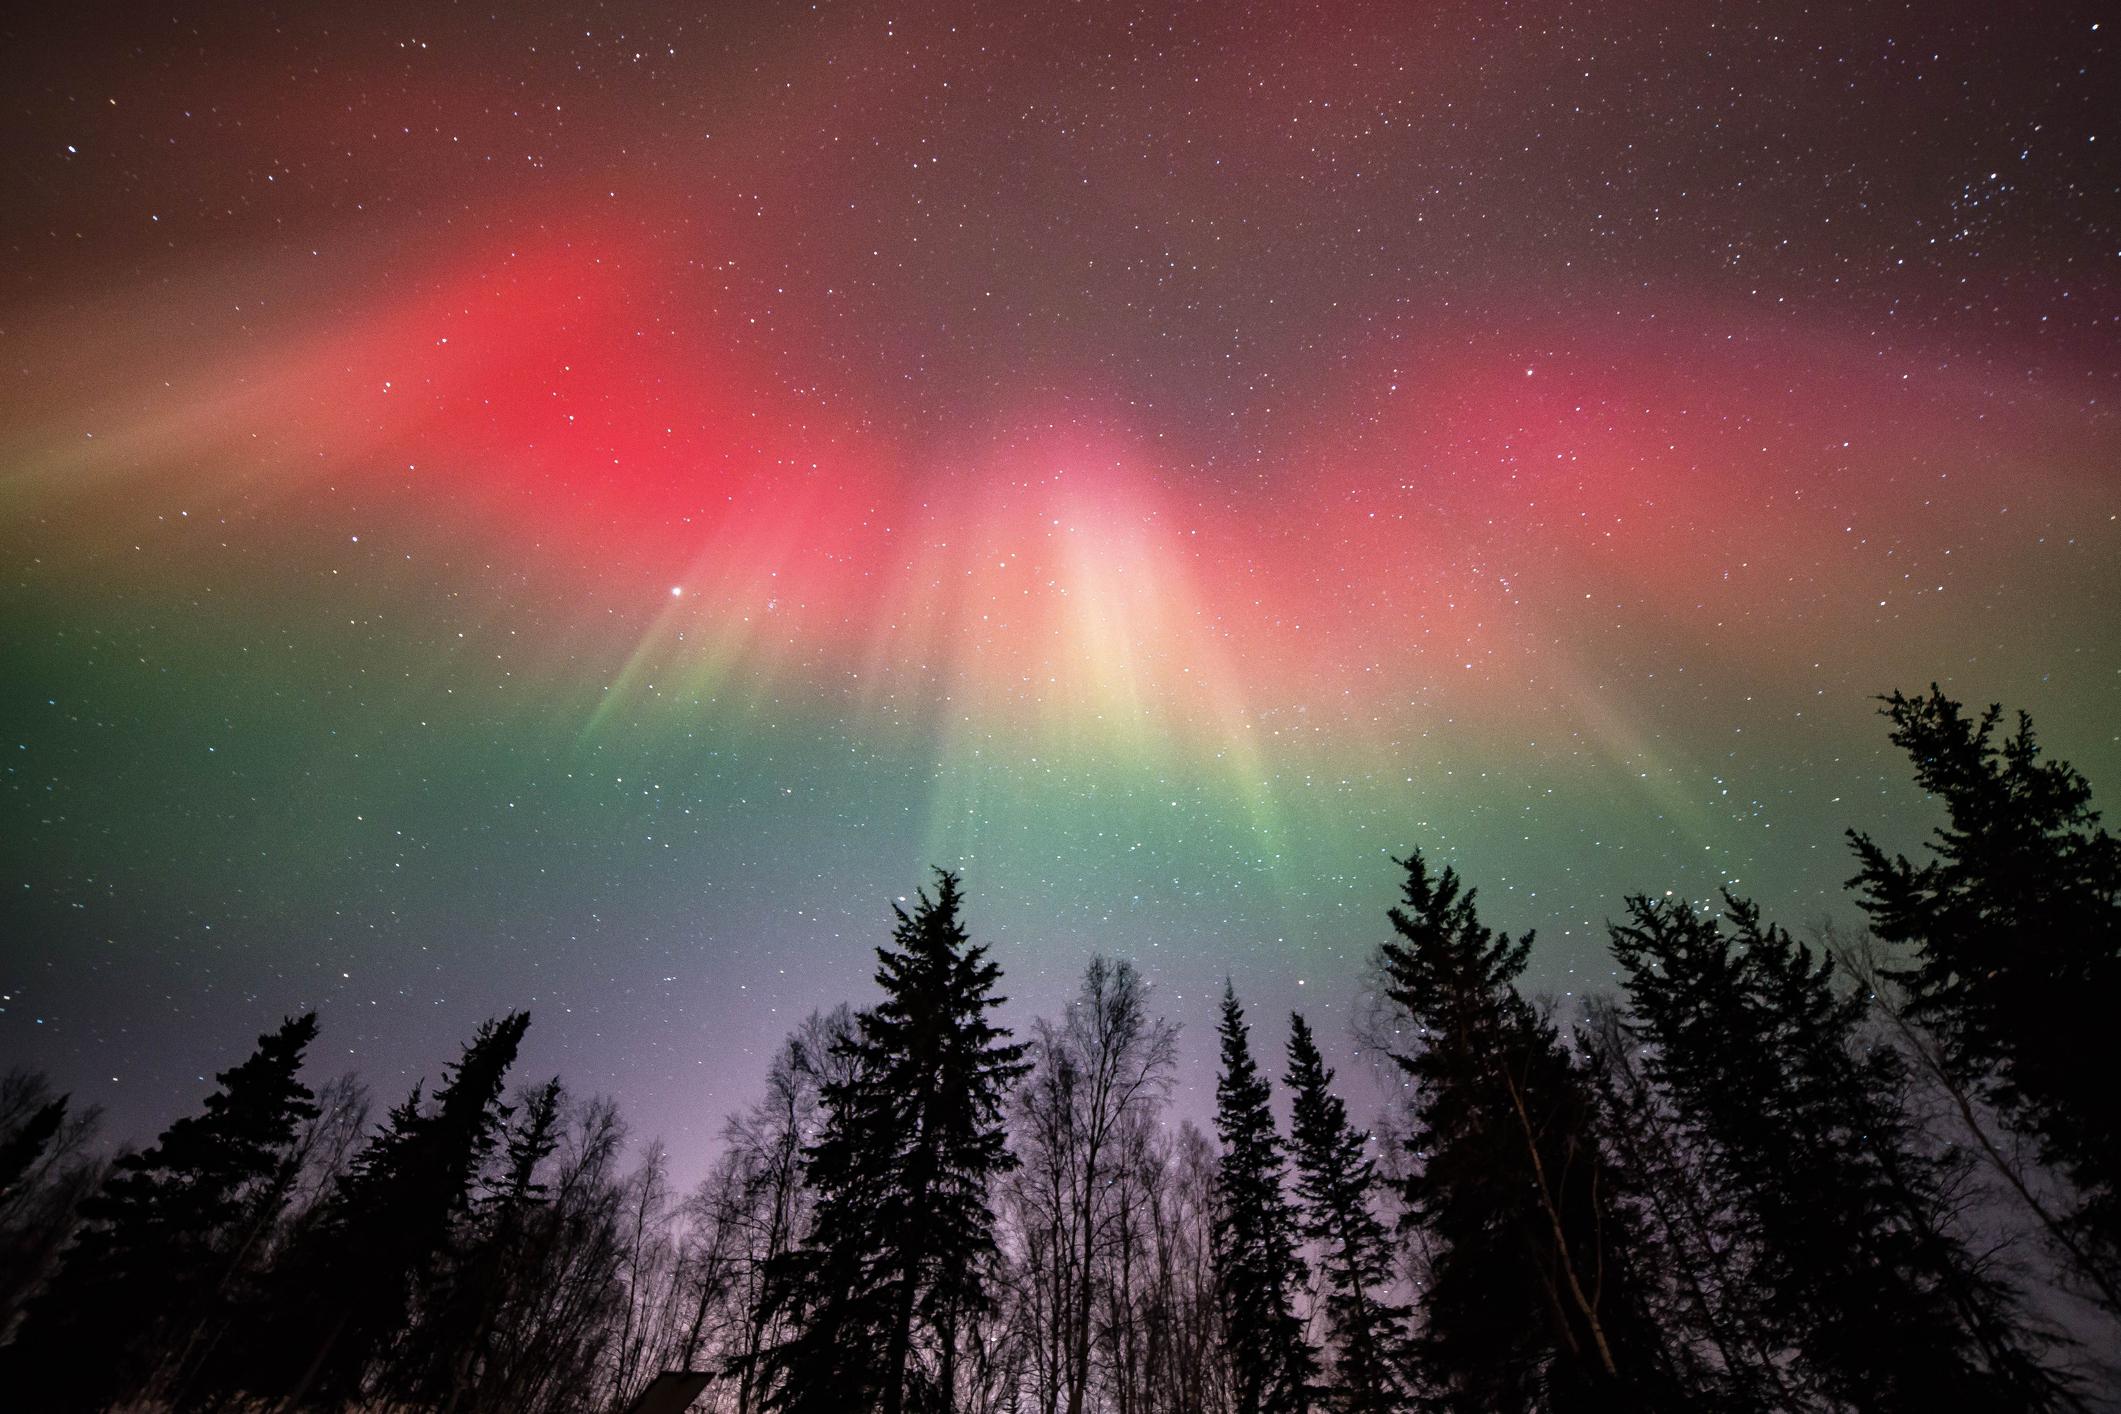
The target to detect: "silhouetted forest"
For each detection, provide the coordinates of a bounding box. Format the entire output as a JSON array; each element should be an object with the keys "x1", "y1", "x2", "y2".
[{"x1": 3, "y1": 686, "x2": 2116, "y2": 1412}]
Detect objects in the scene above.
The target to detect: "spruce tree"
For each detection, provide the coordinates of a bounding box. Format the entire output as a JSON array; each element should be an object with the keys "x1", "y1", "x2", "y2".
[
  {"x1": 1848, "y1": 687, "x2": 2121, "y2": 1278},
  {"x1": 394, "y1": 1075, "x2": 568, "y2": 1409},
  {"x1": 1212, "y1": 984, "x2": 1313, "y2": 1414},
  {"x1": 755, "y1": 870, "x2": 1029, "y2": 1414},
  {"x1": 1576, "y1": 998, "x2": 1795, "y2": 1412},
  {"x1": 1380, "y1": 852, "x2": 1676, "y2": 1412},
  {"x1": 1282, "y1": 1012, "x2": 1409, "y2": 1413},
  {"x1": 228, "y1": 1011, "x2": 531, "y2": 1408},
  {"x1": 0, "y1": 1076, "x2": 103, "y2": 1366},
  {"x1": 0, "y1": 1094, "x2": 67, "y2": 1204},
  {"x1": 6, "y1": 1012, "x2": 320, "y2": 1412},
  {"x1": 1611, "y1": 893, "x2": 2068, "y2": 1411}
]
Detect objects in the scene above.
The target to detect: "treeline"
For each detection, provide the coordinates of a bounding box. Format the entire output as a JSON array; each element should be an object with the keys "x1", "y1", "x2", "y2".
[{"x1": 0, "y1": 685, "x2": 2115, "y2": 1412}]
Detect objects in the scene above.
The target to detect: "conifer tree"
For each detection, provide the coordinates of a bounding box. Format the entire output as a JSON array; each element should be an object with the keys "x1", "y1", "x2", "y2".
[
  {"x1": 6, "y1": 1012, "x2": 320, "y2": 1412},
  {"x1": 1575, "y1": 998, "x2": 1795, "y2": 1412},
  {"x1": 1282, "y1": 1012, "x2": 1409, "y2": 1413},
  {"x1": 0, "y1": 1093, "x2": 67, "y2": 1204},
  {"x1": 1212, "y1": 984, "x2": 1313, "y2": 1414},
  {"x1": 1611, "y1": 893, "x2": 2068, "y2": 1411},
  {"x1": 754, "y1": 871, "x2": 1029, "y2": 1414},
  {"x1": 228, "y1": 1011, "x2": 531, "y2": 1408},
  {"x1": 1848, "y1": 687, "x2": 2121, "y2": 1280},
  {"x1": 393, "y1": 1075, "x2": 568, "y2": 1409},
  {"x1": 1380, "y1": 852, "x2": 1676, "y2": 1412},
  {"x1": 0, "y1": 1072, "x2": 104, "y2": 1354}
]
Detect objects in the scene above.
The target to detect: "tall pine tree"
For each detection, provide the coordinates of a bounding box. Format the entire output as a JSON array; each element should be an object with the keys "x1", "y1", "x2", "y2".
[
  {"x1": 1283, "y1": 1012, "x2": 1409, "y2": 1414},
  {"x1": 754, "y1": 871, "x2": 1029, "y2": 1414},
  {"x1": 1848, "y1": 687, "x2": 2121, "y2": 1283},
  {"x1": 1611, "y1": 894, "x2": 2069, "y2": 1412},
  {"x1": 1380, "y1": 852, "x2": 1677, "y2": 1412},
  {"x1": 222, "y1": 1011, "x2": 531, "y2": 1409},
  {"x1": 5, "y1": 1012, "x2": 320, "y2": 1413},
  {"x1": 0, "y1": 1094, "x2": 67, "y2": 1204},
  {"x1": 388, "y1": 1075, "x2": 569, "y2": 1410},
  {"x1": 1212, "y1": 984, "x2": 1313, "y2": 1414},
  {"x1": 1575, "y1": 998, "x2": 1796, "y2": 1412}
]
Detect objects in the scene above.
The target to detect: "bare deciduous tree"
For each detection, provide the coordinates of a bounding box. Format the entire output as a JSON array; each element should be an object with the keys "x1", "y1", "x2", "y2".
[{"x1": 1007, "y1": 957, "x2": 1178, "y2": 1414}]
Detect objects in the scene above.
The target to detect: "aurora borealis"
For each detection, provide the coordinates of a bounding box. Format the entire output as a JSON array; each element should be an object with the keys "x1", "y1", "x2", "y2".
[{"x1": 3, "y1": 0, "x2": 2116, "y2": 1176}]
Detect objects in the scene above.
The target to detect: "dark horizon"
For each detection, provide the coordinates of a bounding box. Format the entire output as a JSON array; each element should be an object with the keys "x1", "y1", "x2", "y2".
[{"x1": 4, "y1": 687, "x2": 2118, "y2": 1408}]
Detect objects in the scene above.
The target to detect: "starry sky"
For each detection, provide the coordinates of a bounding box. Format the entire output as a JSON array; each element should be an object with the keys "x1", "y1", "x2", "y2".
[{"x1": 3, "y1": 0, "x2": 2116, "y2": 1177}]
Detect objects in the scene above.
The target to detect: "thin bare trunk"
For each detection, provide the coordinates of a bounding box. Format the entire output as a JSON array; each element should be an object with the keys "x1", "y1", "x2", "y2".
[{"x1": 1500, "y1": 1057, "x2": 1619, "y2": 1377}]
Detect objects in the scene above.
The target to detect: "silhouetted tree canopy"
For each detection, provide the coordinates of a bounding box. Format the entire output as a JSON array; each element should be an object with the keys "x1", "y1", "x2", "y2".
[
  {"x1": 1849, "y1": 687, "x2": 2121, "y2": 1279},
  {"x1": 1212, "y1": 984, "x2": 1313, "y2": 1414},
  {"x1": 1612, "y1": 894, "x2": 2067, "y2": 1411},
  {"x1": 1379, "y1": 853, "x2": 1681, "y2": 1412},
  {"x1": 2, "y1": 689, "x2": 2116, "y2": 1411},
  {"x1": 1282, "y1": 1012, "x2": 1408, "y2": 1413},
  {"x1": 752, "y1": 870, "x2": 1029, "y2": 1414},
  {"x1": 7, "y1": 1012, "x2": 320, "y2": 1412}
]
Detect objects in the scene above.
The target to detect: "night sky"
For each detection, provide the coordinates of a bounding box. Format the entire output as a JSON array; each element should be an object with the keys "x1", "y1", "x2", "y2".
[{"x1": 3, "y1": 0, "x2": 2115, "y2": 1179}]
